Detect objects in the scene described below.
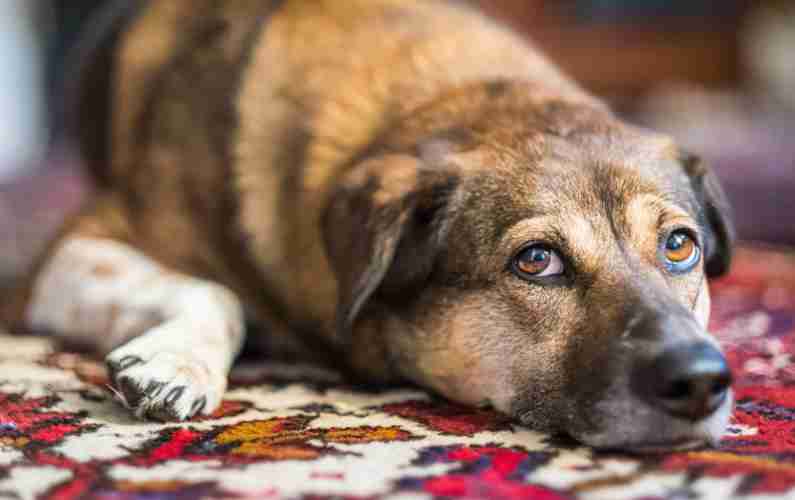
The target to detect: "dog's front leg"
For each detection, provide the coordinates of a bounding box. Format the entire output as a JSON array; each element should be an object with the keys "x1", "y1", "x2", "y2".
[{"x1": 27, "y1": 237, "x2": 245, "y2": 421}]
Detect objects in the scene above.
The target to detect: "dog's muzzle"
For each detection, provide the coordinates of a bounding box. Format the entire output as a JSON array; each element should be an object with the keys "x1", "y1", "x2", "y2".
[
  {"x1": 562, "y1": 308, "x2": 734, "y2": 452},
  {"x1": 630, "y1": 312, "x2": 732, "y2": 422}
]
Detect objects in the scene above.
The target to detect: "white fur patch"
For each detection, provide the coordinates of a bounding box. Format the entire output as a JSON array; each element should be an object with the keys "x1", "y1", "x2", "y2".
[
  {"x1": 694, "y1": 280, "x2": 712, "y2": 330},
  {"x1": 27, "y1": 237, "x2": 245, "y2": 421}
]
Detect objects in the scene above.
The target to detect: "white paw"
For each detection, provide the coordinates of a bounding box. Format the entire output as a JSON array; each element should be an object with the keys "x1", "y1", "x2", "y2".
[{"x1": 106, "y1": 347, "x2": 225, "y2": 422}]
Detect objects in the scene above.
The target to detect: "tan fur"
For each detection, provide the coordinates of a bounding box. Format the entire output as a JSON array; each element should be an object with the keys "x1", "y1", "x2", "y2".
[{"x1": 232, "y1": 0, "x2": 595, "y2": 334}]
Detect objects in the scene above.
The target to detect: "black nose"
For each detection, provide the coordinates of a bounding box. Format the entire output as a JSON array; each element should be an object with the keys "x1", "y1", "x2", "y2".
[{"x1": 636, "y1": 343, "x2": 732, "y2": 420}]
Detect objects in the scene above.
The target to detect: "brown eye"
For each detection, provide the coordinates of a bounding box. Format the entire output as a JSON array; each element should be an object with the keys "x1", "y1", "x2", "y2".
[
  {"x1": 663, "y1": 230, "x2": 701, "y2": 273},
  {"x1": 513, "y1": 245, "x2": 565, "y2": 278}
]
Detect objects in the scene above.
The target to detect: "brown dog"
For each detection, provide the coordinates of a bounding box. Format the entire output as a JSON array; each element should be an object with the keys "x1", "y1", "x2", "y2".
[{"x1": 2, "y1": 0, "x2": 735, "y2": 452}]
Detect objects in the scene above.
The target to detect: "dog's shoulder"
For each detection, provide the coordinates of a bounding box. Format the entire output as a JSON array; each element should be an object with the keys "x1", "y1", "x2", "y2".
[
  {"x1": 63, "y1": 0, "x2": 146, "y2": 186},
  {"x1": 70, "y1": 0, "x2": 284, "y2": 186}
]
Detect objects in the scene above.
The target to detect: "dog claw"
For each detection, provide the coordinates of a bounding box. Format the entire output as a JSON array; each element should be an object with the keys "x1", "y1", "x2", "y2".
[
  {"x1": 144, "y1": 380, "x2": 166, "y2": 398},
  {"x1": 164, "y1": 386, "x2": 186, "y2": 406},
  {"x1": 116, "y1": 375, "x2": 145, "y2": 407},
  {"x1": 191, "y1": 396, "x2": 207, "y2": 416},
  {"x1": 113, "y1": 355, "x2": 144, "y2": 373}
]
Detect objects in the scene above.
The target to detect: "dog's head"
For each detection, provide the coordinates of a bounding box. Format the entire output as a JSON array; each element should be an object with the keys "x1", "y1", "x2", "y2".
[{"x1": 323, "y1": 82, "x2": 735, "y2": 452}]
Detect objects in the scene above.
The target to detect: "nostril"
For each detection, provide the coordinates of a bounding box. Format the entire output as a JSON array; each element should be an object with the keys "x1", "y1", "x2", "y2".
[
  {"x1": 633, "y1": 342, "x2": 732, "y2": 421},
  {"x1": 660, "y1": 379, "x2": 692, "y2": 400}
]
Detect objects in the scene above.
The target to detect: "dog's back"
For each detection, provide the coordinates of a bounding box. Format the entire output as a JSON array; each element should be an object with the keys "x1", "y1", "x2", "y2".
[{"x1": 66, "y1": 0, "x2": 591, "y2": 333}]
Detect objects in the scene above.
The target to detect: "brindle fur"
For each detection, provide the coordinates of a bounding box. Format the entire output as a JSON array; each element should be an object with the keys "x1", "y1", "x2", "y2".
[{"x1": 3, "y1": 0, "x2": 734, "y2": 447}]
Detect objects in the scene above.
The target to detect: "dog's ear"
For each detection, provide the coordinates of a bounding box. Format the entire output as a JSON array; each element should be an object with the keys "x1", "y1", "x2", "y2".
[
  {"x1": 323, "y1": 154, "x2": 459, "y2": 343},
  {"x1": 682, "y1": 153, "x2": 736, "y2": 277}
]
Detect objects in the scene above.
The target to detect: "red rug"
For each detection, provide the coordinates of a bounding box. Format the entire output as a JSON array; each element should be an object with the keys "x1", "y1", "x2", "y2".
[{"x1": 1, "y1": 244, "x2": 794, "y2": 499}]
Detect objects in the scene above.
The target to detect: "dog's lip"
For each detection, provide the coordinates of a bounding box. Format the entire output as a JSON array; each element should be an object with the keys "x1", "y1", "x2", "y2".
[{"x1": 598, "y1": 437, "x2": 710, "y2": 455}]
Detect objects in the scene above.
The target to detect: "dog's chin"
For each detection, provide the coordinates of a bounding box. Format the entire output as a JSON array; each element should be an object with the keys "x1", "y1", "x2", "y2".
[{"x1": 562, "y1": 389, "x2": 734, "y2": 454}]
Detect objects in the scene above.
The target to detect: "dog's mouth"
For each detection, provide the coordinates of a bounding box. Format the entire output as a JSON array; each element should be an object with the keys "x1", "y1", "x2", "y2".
[
  {"x1": 597, "y1": 437, "x2": 710, "y2": 455},
  {"x1": 555, "y1": 387, "x2": 734, "y2": 454}
]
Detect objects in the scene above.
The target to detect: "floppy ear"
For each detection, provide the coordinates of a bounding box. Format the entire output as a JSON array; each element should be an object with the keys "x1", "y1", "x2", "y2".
[
  {"x1": 682, "y1": 154, "x2": 736, "y2": 277},
  {"x1": 323, "y1": 154, "x2": 459, "y2": 343}
]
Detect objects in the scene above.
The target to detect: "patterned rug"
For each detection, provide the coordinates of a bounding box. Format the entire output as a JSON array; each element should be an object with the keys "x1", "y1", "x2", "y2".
[{"x1": 1, "y1": 244, "x2": 795, "y2": 500}]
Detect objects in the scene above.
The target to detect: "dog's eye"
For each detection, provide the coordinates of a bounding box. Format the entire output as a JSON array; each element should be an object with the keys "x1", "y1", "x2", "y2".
[
  {"x1": 663, "y1": 230, "x2": 701, "y2": 274},
  {"x1": 513, "y1": 245, "x2": 565, "y2": 278}
]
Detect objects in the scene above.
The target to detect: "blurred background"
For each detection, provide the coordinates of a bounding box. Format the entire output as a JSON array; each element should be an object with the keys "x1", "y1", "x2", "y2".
[{"x1": 0, "y1": 0, "x2": 793, "y2": 282}]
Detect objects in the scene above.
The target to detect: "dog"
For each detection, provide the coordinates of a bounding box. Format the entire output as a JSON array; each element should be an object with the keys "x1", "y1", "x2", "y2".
[{"x1": 1, "y1": 0, "x2": 735, "y2": 452}]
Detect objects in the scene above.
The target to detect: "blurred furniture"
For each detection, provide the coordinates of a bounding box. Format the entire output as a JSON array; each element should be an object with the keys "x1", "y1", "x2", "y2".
[{"x1": 477, "y1": 0, "x2": 751, "y2": 98}]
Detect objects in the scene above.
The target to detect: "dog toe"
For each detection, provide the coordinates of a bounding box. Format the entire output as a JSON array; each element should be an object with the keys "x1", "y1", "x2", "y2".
[
  {"x1": 115, "y1": 374, "x2": 146, "y2": 408},
  {"x1": 145, "y1": 388, "x2": 190, "y2": 422},
  {"x1": 107, "y1": 355, "x2": 144, "y2": 378}
]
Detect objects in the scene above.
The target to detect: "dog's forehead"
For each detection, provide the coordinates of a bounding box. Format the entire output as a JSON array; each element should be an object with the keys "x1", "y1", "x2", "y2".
[
  {"x1": 538, "y1": 127, "x2": 685, "y2": 189},
  {"x1": 458, "y1": 126, "x2": 691, "y2": 217},
  {"x1": 444, "y1": 125, "x2": 701, "y2": 271}
]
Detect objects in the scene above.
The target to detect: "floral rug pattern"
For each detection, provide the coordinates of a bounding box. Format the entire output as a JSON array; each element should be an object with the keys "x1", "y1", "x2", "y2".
[{"x1": 1, "y1": 245, "x2": 795, "y2": 500}]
